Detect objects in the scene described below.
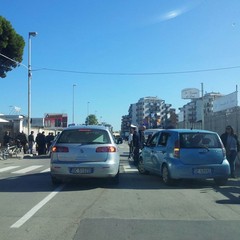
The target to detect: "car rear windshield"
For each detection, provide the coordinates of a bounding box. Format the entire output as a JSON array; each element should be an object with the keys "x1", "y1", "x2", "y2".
[
  {"x1": 57, "y1": 129, "x2": 111, "y2": 144},
  {"x1": 179, "y1": 132, "x2": 222, "y2": 149}
]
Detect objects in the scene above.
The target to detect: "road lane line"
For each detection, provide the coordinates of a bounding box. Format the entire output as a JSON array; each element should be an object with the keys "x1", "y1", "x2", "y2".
[
  {"x1": 12, "y1": 165, "x2": 43, "y2": 174},
  {"x1": 0, "y1": 166, "x2": 19, "y2": 172},
  {"x1": 123, "y1": 164, "x2": 138, "y2": 173},
  {"x1": 10, "y1": 184, "x2": 65, "y2": 228},
  {"x1": 40, "y1": 168, "x2": 50, "y2": 173}
]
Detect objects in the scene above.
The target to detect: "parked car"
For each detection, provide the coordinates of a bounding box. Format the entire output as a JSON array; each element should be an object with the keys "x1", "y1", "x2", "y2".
[
  {"x1": 50, "y1": 125, "x2": 120, "y2": 184},
  {"x1": 138, "y1": 129, "x2": 230, "y2": 185}
]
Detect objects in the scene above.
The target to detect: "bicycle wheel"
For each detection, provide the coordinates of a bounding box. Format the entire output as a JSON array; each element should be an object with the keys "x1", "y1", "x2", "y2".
[{"x1": 0, "y1": 149, "x2": 8, "y2": 160}]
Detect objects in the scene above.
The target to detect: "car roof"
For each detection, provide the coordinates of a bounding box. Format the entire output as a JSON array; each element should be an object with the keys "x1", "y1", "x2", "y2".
[
  {"x1": 64, "y1": 125, "x2": 109, "y2": 131},
  {"x1": 151, "y1": 128, "x2": 217, "y2": 134}
]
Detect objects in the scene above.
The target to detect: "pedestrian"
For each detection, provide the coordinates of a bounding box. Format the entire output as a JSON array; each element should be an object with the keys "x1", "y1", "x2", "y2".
[
  {"x1": 220, "y1": 125, "x2": 240, "y2": 178},
  {"x1": 138, "y1": 125, "x2": 146, "y2": 149},
  {"x1": 36, "y1": 132, "x2": 46, "y2": 155},
  {"x1": 17, "y1": 131, "x2": 28, "y2": 154},
  {"x1": 132, "y1": 125, "x2": 140, "y2": 166},
  {"x1": 128, "y1": 127, "x2": 134, "y2": 159},
  {"x1": 3, "y1": 131, "x2": 12, "y2": 146},
  {"x1": 46, "y1": 132, "x2": 54, "y2": 153},
  {"x1": 28, "y1": 131, "x2": 35, "y2": 154}
]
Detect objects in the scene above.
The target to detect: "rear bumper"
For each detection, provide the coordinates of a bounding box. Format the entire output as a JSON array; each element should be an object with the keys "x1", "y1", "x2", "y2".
[
  {"x1": 167, "y1": 159, "x2": 230, "y2": 179},
  {"x1": 51, "y1": 160, "x2": 119, "y2": 179}
]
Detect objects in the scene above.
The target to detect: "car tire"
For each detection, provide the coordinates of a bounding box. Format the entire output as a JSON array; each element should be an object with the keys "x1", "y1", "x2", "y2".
[
  {"x1": 162, "y1": 164, "x2": 175, "y2": 185},
  {"x1": 51, "y1": 175, "x2": 62, "y2": 185},
  {"x1": 112, "y1": 170, "x2": 120, "y2": 184},
  {"x1": 138, "y1": 157, "x2": 149, "y2": 175},
  {"x1": 214, "y1": 177, "x2": 228, "y2": 186}
]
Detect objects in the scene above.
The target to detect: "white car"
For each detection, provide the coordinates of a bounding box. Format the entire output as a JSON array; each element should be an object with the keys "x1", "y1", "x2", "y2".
[{"x1": 50, "y1": 125, "x2": 120, "y2": 184}]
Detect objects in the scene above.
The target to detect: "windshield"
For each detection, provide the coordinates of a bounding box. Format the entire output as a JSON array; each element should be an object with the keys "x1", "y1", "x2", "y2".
[{"x1": 57, "y1": 129, "x2": 111, "y2": 144}]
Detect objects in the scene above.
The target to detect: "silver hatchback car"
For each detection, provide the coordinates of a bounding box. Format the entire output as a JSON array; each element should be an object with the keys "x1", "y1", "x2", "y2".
[{"x1": 50, "y1": 125, "x2": 120, "y2": 184}]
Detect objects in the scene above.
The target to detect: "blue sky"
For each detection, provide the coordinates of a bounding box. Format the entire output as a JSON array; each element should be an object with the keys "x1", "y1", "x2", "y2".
[{"x1": 1, "y1": 0, "x2": 240, "y2": 131}]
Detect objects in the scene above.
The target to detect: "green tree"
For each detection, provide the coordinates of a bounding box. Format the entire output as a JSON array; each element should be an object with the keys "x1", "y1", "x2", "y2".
[
  {"x1": 85, "y1": 114, "x2": 98, "y2": 125},
  {"x1": 0, "y1": 16, "x2": 25, "y2": 78}
]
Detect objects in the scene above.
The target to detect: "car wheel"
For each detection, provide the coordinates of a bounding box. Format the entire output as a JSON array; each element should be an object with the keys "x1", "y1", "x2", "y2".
[
  {"x1": 162, "y1": 164, "x2": 174, "y2": 185},
  {"x1": 112, "y1": 170, "x2": 120, "y2": 184},
  {"x1": 51, "y1": 175, "x2": 62, "y2": 185},
  {"x1": 138, "y1": 158, "x2": 149, "y2": 175},
  {"x1": 214, "y1": 177, "x2": 228, "y2": 186}
]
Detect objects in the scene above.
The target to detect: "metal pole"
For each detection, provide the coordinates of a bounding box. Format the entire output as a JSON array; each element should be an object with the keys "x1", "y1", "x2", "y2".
[
  {"x1": 72, "y1": 84, "x2": 76, "y2": 124},
  {"x1": 27, "y1": 35, "x2": 32, "y2": 136},
  {"x1": 87, "y1": 102, "x2": 89, "y2": 125},
  {"x1": 27, "y1": 32, "x2": 37, "y2": 136},
  {"x1": 201, "y1": 82, "x2": 205, "y2": 130}
]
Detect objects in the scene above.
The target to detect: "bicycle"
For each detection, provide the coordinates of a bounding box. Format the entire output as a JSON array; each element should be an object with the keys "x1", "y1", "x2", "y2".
[
  {"x1": 0, "y1": 147, "x2": 8, "y2": 160},
  {"x1": 0, "y1": 142, "x2": 22, "y2": 160}
]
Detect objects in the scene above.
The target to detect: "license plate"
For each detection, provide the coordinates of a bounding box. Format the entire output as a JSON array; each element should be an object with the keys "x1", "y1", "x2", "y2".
[
  {"x1": 193, "y1": 168, "x2": 212, "y2": 175},
  {"x1": 70, "y1": 167, "x2": 93, "y2": 174}
]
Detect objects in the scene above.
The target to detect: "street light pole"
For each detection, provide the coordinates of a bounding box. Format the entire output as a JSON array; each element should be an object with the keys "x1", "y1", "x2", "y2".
[
  {"x1": 87, "y1": 101, "x2": 90, "y2": 125},
  {"x1": 28, "y1": 32, "x2": 37, "y2": 136},
  {"x1": 72, "y1": 84, "x2": 76, "y2": 124}
]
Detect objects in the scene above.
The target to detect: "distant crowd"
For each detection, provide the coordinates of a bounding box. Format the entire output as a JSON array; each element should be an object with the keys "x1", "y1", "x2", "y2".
[{"x1": 2, "y1": 130, "x2": 58, "y2": 155}]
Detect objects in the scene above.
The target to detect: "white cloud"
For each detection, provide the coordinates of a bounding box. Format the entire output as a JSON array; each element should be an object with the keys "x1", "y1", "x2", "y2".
[{"x1": 152, "y1": 8, "x2": 188, "y2": 23}]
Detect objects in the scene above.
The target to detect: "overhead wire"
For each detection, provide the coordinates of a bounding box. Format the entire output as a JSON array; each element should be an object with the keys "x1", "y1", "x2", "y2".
[
  {"x1": 32, "y1": 65, "x2": 240, "y2": 76},
  {"x1": 1, "y1": 52, "x2": 240, "y2": 76}
]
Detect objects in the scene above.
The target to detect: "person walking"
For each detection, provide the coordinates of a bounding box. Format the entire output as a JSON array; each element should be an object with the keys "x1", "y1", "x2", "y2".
[
  {"x1": 17, "y1": 131, "x2": 28, "y2": 154},
  {"x1": 36, "y1": 132, "x2": 46, "y2": 155},
  {"x1": 132, "y1": 125, "x2": 140, "y2": 166},
  {"x1": 128, "y1": 128, "x2": 134, "y2": 160},
  {"x1": 138, "y1": 125, "x2": 146, "y2": 149},
  {"x1": 220, "y1": 125, "x2": 240, "y2": 178},
  {"x1": 3, "y1": 131, "x2": 12, "y2": 146},
  {"x1": 28, "y1": 131, "x2": 35, "y2": 154}
]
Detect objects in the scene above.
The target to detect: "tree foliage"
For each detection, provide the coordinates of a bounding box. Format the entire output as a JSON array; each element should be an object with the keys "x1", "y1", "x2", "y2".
[
  {"x1": 0, "y1": 16, "x2": 25, "y2": 78},
  {"x1": 85, "y1": 114, "x2": 98, "y2": 125}
]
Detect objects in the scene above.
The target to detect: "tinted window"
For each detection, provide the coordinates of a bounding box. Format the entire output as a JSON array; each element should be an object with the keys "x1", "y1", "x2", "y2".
[
  {"x1": 180, "y1": 133, "x2": 221, "y2": 148},
  {"x1": 57, "y1": 129, "x2": 111, "y2": 144},
  {"x1": 158, "y1": 132, "x2": 170, "y2": 146}
]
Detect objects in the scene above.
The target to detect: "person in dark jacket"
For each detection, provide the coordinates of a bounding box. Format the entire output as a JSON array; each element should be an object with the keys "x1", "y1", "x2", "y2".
[
  {"x1": 36, "y1": 132, "x2": 46, "y2": 155},
  {"x1": 3, "y1": 131, "x2": 12, "y2": 146},
  {"x1": 138, "y1": 125, "x2": 146, "y2": 149},
  {"x1": 132, "y1": 126, "x2": 140, "y2": 166},
  {"x1": 220, "y1": 125, "x2": 239, "y2": 178},
  {"x1": 17, "y1": 131, "x2": 28, "y2": 154},
  {"x1": 28, "y1": 131, "x2": 35, "y2": 154}
]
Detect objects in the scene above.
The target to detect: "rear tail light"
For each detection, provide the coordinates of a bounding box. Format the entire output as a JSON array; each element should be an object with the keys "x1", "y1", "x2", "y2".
[
  {"x1": 52, "y1": 146, "x2": 69, "y2": 153},
  {"x1": 174, "y1": 140, "x2": 180, "y2": 158},
  {"x1": 96, "y1": 146, "x2": 116, "y2": 153}
]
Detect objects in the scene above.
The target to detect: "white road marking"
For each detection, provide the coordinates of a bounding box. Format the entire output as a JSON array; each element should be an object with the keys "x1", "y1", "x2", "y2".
[
  {"x1": 12, "y1": 165, "x2": 43, "y2": 174},
  {"x1": 123, "y1": 164, "x2": 138, "y2": 173},
  {"x1": 40, "y1": 168, "x2": 50, "y2": 173},
  {"x1": 10, "y1": 184, "x2": 65, "y2": 228},
  {"x1": 0, "y1": 166, "x2": 20, "y2": 173}
]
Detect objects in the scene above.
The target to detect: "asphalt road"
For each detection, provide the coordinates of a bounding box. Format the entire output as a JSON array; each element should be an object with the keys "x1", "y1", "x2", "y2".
[{"x1": 0, "y1": 143, "x2": 240, "y2": 240}]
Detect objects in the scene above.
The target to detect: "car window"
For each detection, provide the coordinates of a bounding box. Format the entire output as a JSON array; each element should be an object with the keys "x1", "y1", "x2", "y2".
[
  {"x1": 57, "y1": 129, "x2": 111, "y2": 144},
  {"x1": 180, "y1": 133, "x2": 221, "y2": 148},
  {"x1": 148, "y1": 132, "x2": 160, "y2": 147},
  {"x1": 158, "y1": 132, "x2": 169, "y2": 146}
]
